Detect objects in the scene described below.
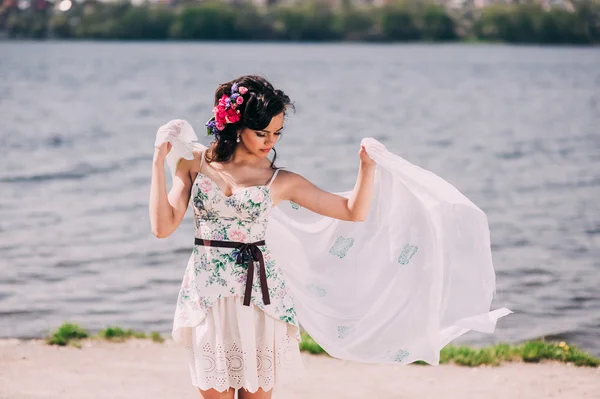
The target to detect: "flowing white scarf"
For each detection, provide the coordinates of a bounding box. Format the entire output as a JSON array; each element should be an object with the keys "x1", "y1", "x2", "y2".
[{"x1": 164, "y1": 121, "x2": 512, "y2": 365}]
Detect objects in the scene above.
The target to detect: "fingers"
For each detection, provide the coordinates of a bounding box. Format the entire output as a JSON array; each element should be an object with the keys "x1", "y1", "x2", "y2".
[{"x1": 155, "y1": 120, "x2": 185, "y2": 148}]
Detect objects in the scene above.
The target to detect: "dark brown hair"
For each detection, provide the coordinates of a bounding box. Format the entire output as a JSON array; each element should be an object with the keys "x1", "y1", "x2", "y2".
[{"x1": 206, "y1": 75, "x2": 294, "y2": 168}]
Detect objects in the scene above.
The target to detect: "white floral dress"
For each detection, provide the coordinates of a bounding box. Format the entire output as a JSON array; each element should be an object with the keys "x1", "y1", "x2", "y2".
[{"x1": 171, "y1": 151, "x2": 304, "y2": 393}]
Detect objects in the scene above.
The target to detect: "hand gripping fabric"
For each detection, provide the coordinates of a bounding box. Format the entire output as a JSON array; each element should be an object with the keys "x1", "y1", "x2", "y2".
[{"x1": 154, "y1": 119, "x2": 202, "y2": 178}]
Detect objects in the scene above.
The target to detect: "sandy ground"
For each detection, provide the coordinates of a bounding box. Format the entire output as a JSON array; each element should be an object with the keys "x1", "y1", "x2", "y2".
[{"x1": 1, "y1": 338, "x2": 598, "y2": 399}]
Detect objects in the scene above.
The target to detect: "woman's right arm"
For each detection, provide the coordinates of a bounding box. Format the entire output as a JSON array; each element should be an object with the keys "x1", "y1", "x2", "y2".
[{"x1": 149, "y1": 144, "x2": 193, "y2": 238}]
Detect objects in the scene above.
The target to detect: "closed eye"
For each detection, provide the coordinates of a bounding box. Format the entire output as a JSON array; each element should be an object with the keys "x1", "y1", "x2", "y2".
[{"x1": 256, "y1": 129, "x2": 284, "y2": 138}]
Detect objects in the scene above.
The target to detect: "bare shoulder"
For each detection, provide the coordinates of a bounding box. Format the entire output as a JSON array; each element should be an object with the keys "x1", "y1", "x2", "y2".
[
  {"x1": 185, "y1": 148, "x2": 205, "y2": 174},
  {"x1": 270, "y1": 169, "x2": 313, "y2": 202},
  {"x1": 275, "y1": 168, "x2": 300, "y2": 178},
  {"x1": 274, "y1": 169, "x2": 304, "y2": 186}
]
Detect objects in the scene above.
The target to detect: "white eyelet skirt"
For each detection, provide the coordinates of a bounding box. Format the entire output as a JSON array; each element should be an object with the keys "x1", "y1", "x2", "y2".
[{"x1": 183, "y1": 295, "x2": 305, "y2": 393}]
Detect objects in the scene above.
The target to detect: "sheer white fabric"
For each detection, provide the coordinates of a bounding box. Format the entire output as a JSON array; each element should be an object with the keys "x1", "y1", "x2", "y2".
[
  {"x1": 181, "y1": 296, "x2": 304, "y2": 393},
  {"x1": 164, "y1": 121, "x2": 512, "y2": 367}
]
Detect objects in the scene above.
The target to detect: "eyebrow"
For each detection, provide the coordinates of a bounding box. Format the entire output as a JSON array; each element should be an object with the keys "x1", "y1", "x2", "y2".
[{"x1": 258, "y1": 127, "x2": 284, "y2": 134}]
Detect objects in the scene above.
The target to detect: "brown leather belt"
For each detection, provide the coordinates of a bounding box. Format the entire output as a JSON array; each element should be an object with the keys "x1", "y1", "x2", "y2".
[{"x1": 194, "y1": 238, "x2": 270, "y2": 307}]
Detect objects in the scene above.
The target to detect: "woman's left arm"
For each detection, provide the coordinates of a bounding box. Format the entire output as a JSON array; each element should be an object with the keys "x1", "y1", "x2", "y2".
[{"x1": 277, "y1": 145, "x2": 376, "y2": 222}]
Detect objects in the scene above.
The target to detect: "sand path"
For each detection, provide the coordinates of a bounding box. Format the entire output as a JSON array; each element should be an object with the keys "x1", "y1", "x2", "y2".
[{"x1": 1, "y1": 339, "x2": 598, "y2": 399}]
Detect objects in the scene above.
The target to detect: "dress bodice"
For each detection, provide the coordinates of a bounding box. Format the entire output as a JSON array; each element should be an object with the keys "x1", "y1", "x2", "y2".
[{"x1": 190, "y1": 152, "x2": 280, "y2": 243}]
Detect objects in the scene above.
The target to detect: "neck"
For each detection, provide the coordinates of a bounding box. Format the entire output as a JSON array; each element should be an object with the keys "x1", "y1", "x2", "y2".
[{"x1": 229, "y1": 144, "x2": 262, "y2": 166}]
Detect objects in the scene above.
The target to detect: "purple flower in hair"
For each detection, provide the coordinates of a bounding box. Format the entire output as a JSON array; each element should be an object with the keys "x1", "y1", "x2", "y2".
[
  {"x1": 206, "y1": 118, "x2": 218, "y2": 136},
  {"x1": 230, "y1": 93, "x2": 240, "y2": 101},
  {"x1": 231, "y1": 83, "x2": 239, "y2": 93}
]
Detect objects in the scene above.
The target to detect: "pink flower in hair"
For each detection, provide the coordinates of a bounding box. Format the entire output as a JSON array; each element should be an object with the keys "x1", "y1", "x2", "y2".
[
  {"x1": 206, "y1": 89, "x2": 246, "y2": 136},
  {"x1": 238, "y1": 86, "x2": 248, "y2": 94},
  {"x1": 226, "y1": 108, "x2": 240, "y2": 123},
  {"x1": 216, "y1": 109, "x2": 227, "y2": 123},
  {"x1": 218, "y1": 95, "x2": 228, "y2": 107}
]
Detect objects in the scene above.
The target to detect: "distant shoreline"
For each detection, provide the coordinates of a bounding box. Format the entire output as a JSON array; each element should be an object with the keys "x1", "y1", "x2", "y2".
[
  {"x1": 0, "y1": 38, "x2": 598, "y2": 47},
  {"x1": 3, "y1": 2, "x2": 599, "y2": 46}
]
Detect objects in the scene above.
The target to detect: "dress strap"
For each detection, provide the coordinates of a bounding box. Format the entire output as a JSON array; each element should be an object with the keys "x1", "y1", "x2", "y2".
[
  {"x1": 267, "y1": 168, "x2": 282, "y2": 188},
  {"x1": 199, "y1": 150, "x2": 206, "y2": 172}
]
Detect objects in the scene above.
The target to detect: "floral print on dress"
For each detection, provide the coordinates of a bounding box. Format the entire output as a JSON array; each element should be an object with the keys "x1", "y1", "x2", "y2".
[
  {"x1": 329, "y1": 236, "x2": 355, "y2": 259},
  {"x1": 229, "y1": 229, "x2": 246, "y2": 242},
  {"x1": 306, "y1": 283, "x2": 327, "y2": 297},
  {"x1": 174, "y1": 170, "x2": 300, "y2": 340},
  {"x1": 337, "y1": 325, "x2": 355, "y2": 339},
  {"x1": 390, "y1": 349, "x2": 410, "y2": 362},
  {"x1": 397, "y1": 244, "x2": 418, "y2": 265},
  {"x1": 199, "y1": 178, "x2": 213, "y2": 194}
]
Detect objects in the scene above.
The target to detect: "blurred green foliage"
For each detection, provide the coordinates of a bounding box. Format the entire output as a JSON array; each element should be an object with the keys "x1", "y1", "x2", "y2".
[
  {"x1": 1, "y1": 0, "x2": 599, "y2": 44},
  {"x1": 473, "y1": 2, "x2": 600, "y2": 44}
]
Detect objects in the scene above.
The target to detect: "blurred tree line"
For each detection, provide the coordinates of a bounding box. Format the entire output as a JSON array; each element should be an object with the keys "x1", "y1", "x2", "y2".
[{"x1": 1, "y1": 0, "x2": 599, "y2": 44}]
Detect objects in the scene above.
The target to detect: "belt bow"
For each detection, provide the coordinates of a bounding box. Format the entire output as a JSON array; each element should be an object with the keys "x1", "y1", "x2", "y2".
[{"x1": 194, "y1": 238, "x2": 270, "y2": 307}]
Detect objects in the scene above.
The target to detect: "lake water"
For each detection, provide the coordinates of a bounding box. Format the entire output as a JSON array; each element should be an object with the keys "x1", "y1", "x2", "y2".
[{"x1": 1, "y1": 42, "x2": 599, "y2": 355}]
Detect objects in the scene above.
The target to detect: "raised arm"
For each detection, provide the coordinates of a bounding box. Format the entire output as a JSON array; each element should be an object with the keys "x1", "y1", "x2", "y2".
[
  {"x1": 149, "y1": 143, "x2": 194, "y2": 238},
  {"x1": 278, "y1": 145, "x2": 376, "y2": 222}
]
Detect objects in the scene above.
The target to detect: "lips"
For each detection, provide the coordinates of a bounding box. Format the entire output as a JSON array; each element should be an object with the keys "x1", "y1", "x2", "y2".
[{"x1": 261, "y1": 148, "x2": 271, "y2": 152}]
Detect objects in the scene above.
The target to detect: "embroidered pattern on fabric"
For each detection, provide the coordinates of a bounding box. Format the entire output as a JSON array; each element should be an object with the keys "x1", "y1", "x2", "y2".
[
  {"x1": 306, "y1": 283, "x2": 327, "y2": 298},
  {"x1": 290, "y1": 201, "x2": 300, "y2": 210},
  {"x1": 329, "y1": 236, "x2": 355, "y2": 259},
  {"x1": 186, "y1": 334, "x2": 299, "y2": 392},
  {"x1": 337, "y1": 325, "x2": 356, "y2": 339},
  {"x1": 390, "y1": 349, "x2": 410, "y2": 362},
  {"x1": 397, "y1": 244, "x2": 418, "y2": 265}
]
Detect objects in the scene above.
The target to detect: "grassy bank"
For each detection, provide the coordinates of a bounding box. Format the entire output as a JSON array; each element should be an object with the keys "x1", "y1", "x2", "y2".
[
  {"x1": 44, "y1": 323, "x2": 599, "y2": 368},
  {"x1": 299, "y1": 332, "x2": 599, "y2": 368},
  {"x1": 46, "y1": 322, "x2": 164, "y2": 348}
]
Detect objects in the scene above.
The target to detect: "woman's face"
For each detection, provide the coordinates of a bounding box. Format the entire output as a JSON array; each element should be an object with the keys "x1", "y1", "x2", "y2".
[{"x1": 240, "y1": 112, "x2": 284, "y2": 158}]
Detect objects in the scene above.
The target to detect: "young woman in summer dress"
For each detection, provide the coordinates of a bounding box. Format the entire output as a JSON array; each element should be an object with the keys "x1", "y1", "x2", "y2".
[{"x1": 149, "y1": 75, "x2": 511, "y2": 399}]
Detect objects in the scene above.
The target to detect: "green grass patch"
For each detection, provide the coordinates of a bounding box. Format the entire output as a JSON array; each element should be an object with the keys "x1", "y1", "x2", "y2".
[
  {"x1": 46, "y1": 323, "x2": 89, "y2": 346},
  {"x1": 299, "y1": 331, "x2": 327, "y2": 354},
  {"x1": 150, "y1": 331, "x2": 165, "y2": 343},
  {"x1": 46, "y1": 323, "x2": 165, "y2": 346},
  {"x1": 299, "y1": 332, "x2": 600, "y2": 368},
  {"x1": 97, "y1": 326, "x2": 147, "y2": 341},
  {"x1": 518, "y1": 340, "x2": 599, "y2": 367},
  {"x1": 439, "y1": 343, "x2": 521, "y2": 366}
]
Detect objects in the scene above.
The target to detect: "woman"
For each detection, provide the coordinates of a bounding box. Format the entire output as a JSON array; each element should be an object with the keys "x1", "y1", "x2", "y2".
[{"x1": 150, "y1": 75, "x2": 511, "y2": 398}]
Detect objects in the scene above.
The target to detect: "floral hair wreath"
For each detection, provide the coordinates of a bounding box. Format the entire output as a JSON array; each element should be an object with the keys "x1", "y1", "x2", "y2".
[{"x1": 205, "y1": 82, "x2": 248, "y2": 137}]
